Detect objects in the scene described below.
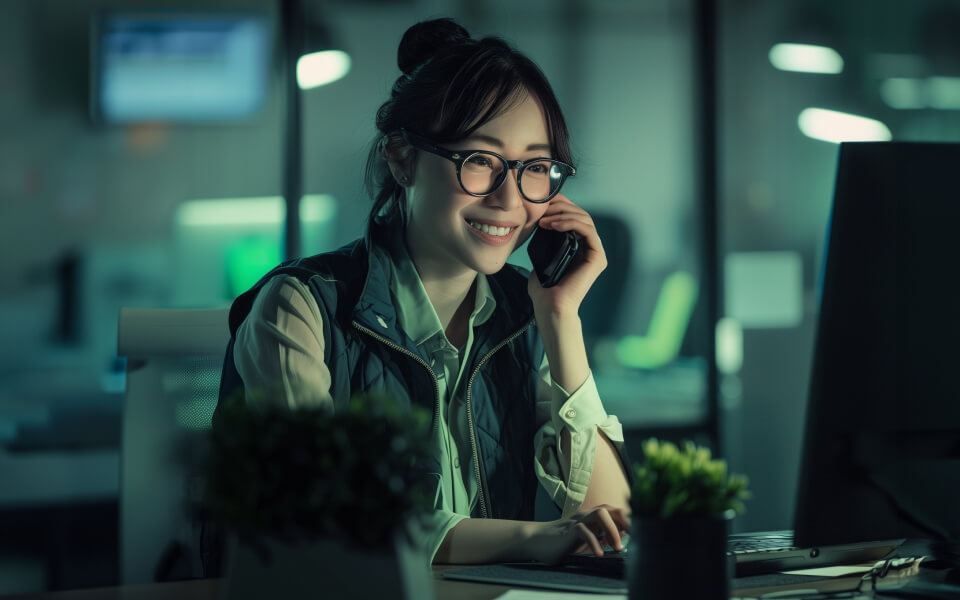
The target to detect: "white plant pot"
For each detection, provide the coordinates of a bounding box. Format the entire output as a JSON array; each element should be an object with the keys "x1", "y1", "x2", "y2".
[{"x1": 220, "y1": 533, "x2": 434, "y2": 600}]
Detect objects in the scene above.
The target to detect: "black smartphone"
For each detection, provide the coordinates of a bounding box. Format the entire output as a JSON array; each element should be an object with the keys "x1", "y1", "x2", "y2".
[{"x1": 527, "y1": 226, "x2": 580, "y2": 288}]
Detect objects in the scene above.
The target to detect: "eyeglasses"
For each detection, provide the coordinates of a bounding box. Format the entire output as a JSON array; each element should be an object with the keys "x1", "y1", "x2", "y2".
[
  {"x1": 771, "y1": 557, "x2": 923, "y2": 599},
  {"x1": 857, "y1": 556, "x2": 923, "y2": 594},
  {"x1": 400, "y1": 129, "x2": 575, "y2": 203}
]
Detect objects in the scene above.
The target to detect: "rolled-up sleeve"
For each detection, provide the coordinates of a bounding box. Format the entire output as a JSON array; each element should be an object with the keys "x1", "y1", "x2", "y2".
[
  {"x1": 398, "y1": 472, "x2": 467, "y2": 562},
  {"x1": 533, "y1": 358, "x2": 624, "y2": 517},
  {"x1": 417, "y1": 510, "x2": 469, "y2": 563},
  {"x1": 233, "y1": 275, "x2": 333, "y2": 409}
]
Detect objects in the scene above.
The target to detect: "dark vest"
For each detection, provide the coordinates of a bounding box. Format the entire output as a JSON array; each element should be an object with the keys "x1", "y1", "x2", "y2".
[{"x1": 217, "y1": 226, "x2": 545, "y2": 520}]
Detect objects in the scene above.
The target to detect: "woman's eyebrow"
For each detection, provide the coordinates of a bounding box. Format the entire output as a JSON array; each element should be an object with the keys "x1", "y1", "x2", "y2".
[{"x1": 466, "y1": 133, "x2": 551, "y2": 153}]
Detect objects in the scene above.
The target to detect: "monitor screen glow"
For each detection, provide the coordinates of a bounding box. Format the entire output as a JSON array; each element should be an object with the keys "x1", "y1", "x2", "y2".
[{"x1": 92, "y1": 12, "x2": 272, "y2": 123}]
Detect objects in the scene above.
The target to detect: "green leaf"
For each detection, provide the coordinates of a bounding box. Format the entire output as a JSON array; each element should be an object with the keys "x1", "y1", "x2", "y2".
[
  {"x1": 630, "y1": 437, "x2": 751, "y2": 518},
  {"x1": 203, "y1": 392, "x2": 434, "y2": 548}
]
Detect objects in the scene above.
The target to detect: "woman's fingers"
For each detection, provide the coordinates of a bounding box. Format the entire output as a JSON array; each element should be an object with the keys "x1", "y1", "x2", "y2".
[
  {"x1": 574, "y1": 522, "x2": 605, "y2": 556},
  {"x1": 538, "y1": 214, "x2": 598, "y2": 239},
  {"x1": 539, "y1": 195, "x2": 589, "y2": 224},
  {"x1": 593, "y1": 508, "x2": 624, "y2": 551},
  {"x1": 544, "y1": 193, "x2": 578, "y2": 210},
  {"x1": 605, "y1": 506, "x2": 631, "y2": 532},
  {"x1": 526, "y1": 192, "x2": 610, "y2": 326},
  {"x1": 538, "y1": 205, "x2": 593, "y2": 230},
  {"x1": 537, "y1": 198, "x2": 605, "y2": 264},
  {"x1": 579, "y1": 505, "x2": 627, "y2": 550},
  {"x1": 567, "y1": 505, "x2": 632, "y2": 555}
]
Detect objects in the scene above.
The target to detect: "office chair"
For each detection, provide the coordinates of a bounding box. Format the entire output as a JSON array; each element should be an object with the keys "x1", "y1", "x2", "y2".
[
  {"x1": 116, "y1": 307, "x2": 230, "y2": 585},
  {"x1": 581, "y1": 212, "x2": 632, "y2": 343}
]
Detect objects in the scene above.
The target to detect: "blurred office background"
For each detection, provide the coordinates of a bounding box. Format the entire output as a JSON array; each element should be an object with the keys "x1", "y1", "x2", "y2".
[{"x1": 1, "y1": 0, "x2": 959, "y2": 593}]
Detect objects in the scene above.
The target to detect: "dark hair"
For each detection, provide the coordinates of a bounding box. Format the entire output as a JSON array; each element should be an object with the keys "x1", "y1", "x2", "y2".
[{"x1": 364, "y1": 18, "x2": 574, "y2": 232}]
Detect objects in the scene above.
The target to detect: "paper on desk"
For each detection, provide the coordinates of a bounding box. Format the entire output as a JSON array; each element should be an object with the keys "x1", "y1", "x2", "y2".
[
  {"x1": 494, "y1": 590, "x2": 626, "y2": 600},
  {"x1": 782, "y1": 565, "x2": 873, "y2": 577}
]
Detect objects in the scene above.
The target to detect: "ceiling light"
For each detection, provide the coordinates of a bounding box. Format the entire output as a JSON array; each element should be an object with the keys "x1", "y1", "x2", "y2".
[
  {"x1": 797, "y1": 108, "x2": 892, "y2": 143},
  {"x1": 769, "y1": 43, "x2": 844, "y2": 74},
  {"x1": 297, "y1": 49, "x2": 351, "y2": 89}
]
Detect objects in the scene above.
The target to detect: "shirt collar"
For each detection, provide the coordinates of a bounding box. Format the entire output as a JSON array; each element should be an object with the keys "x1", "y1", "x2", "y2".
[{"x1": 387, "y1": 234, "x2": 496, "y2": 347}]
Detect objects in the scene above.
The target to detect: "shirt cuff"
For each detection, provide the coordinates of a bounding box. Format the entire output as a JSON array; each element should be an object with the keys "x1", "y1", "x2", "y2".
[
  {"x1": 552, "y1": 373, "x2": 624, "y2": 441},
  {"x1": 537, "y1": 373, "x2": 624, "y2": 516}
]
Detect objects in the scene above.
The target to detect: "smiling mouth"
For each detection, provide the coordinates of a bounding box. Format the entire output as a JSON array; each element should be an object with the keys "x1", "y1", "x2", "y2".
[{"x1": 467, "y1": 220, "x2": 517, "y2": 238}]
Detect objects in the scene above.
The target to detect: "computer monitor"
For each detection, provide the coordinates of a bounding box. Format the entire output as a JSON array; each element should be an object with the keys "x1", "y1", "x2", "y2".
[
  {"x1": 795, "y1": 141, "x2": 960, "y2": 547},
  {"x1": 90, "y1": 10, "x2": 272, "y2": 124}
]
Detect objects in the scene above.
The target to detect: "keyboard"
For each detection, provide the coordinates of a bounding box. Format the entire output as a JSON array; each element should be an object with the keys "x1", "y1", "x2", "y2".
[
  {"x1": 729, "y1": 531, "x2": 799, "y2": 554},
  {"x1": 559, "y1": 530, "x2": 902, "y2": 578},
  {"x1": 729, "y1": 531, "x2": 902, "y2": 576}
]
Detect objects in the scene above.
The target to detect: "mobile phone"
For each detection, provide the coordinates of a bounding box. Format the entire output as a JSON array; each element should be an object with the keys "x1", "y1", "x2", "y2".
[{"x1": 527, "y1": 226, "x2": 580, "y2": 288}]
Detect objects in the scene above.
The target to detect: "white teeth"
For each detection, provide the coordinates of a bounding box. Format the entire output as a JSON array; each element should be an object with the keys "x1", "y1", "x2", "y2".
[{"x1": 468, "y1": 220, "x2": 512, "y2": 237}]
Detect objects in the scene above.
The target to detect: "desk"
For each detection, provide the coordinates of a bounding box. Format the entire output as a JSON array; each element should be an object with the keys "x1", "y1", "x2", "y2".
[
  {"x1": 0, "y1": 569, "x2": 510, "y2": 600},
  {"x1": 0, "y1": 566, "x2": 890, "y2": 600}
]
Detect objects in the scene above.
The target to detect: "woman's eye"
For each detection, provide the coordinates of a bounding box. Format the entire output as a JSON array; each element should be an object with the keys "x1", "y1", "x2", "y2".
[
  {"x1": 467, "y1": 155, "x2": 493, "y2": 168},
  {"x1": 527, "y1": 163, "x2": 548, "y2": 174}
]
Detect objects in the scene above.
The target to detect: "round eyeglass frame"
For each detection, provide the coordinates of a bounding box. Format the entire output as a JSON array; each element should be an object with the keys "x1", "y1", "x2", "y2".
[{"x1": 399, "y1": 128, "x2": 576, "y2": 203}]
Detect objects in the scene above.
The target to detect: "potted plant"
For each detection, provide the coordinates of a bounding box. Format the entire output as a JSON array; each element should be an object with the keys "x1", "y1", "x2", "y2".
[
  {"x1": 628, "y1": 438, "x2": 750, "y2": 600},
  {"x1": 204, "y1": 394, "x2": 437, "y2": 600}
]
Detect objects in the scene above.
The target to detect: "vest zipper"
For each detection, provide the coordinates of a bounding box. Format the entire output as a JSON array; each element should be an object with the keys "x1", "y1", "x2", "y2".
[
  {"x1": 352, "y1": 322, "x2": 441, "y2": 435},
  {"x1": 465, "y1": 319, "x2": 535, "y2": 519}
]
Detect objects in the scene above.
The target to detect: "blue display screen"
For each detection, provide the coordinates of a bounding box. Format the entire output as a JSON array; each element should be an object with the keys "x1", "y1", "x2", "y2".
[{"x1": 93, "y1": 12, "x2": 272, "y2": 123}]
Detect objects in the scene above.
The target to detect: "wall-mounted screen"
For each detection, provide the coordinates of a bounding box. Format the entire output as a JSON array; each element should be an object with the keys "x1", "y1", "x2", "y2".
[{"x1": 91, "y1": 11, "x2": 272, "y2": 124}]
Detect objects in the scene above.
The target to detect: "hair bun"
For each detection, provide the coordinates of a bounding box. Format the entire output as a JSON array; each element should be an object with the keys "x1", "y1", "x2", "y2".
[{"x1": 397, "y1": 18, "x2": 471, "y2": 75}]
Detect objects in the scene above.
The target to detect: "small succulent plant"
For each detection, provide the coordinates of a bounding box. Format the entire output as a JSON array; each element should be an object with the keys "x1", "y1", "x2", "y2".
[{"x1": 631, "y1": 438, "x2": 750, "y2": 518}]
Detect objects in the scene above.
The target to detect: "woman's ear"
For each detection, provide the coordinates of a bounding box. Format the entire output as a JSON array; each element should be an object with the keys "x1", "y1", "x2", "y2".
[
  {"x1": 383, "y1": 136, "x2": 414, "y2": 187},
  {"x1": 390, "y1": 166, "x2": 410, "y2": 186}
]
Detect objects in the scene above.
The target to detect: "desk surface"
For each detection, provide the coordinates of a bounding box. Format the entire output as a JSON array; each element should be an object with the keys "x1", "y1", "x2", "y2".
[
  {"x1": 0, "y1": 566, "x2": 881, "y2": 600},
  {"x1": 0, "y1": 568, "x2": 511, "y2": 600}
]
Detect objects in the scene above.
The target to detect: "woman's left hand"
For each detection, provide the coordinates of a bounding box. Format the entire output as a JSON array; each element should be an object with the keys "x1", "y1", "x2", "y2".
[
  {"x1": 527, "y1": 194, "x2": 607, "y2": 317},
  {"x1": 520, "y1": 504, "x2": 631, "y2": 565}
]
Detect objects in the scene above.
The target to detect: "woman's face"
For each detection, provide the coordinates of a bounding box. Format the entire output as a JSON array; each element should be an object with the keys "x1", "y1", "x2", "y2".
[{"x1": 403, "y1": 92, "x2": 553, "y2": 278}]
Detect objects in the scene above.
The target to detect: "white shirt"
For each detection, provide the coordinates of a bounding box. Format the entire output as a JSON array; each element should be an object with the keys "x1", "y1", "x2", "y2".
[{"x1": 233, "y1": 246, "x2": 624, "y2": 561}]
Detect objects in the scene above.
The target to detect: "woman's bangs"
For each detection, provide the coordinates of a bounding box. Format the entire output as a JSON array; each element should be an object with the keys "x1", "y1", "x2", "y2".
[{"x1": 431, "y1": 57, "x2": 527, "y2": 140}]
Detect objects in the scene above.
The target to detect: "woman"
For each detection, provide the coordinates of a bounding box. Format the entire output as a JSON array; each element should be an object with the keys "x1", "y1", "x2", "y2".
[{"x1": 219, "y1": 18, "x2": 631, "y2": 565}]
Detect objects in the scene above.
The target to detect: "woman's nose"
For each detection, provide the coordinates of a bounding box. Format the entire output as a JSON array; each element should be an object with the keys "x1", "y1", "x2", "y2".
[{"x1": 485, "y1": 170, "x2": 524, "y2": 209}]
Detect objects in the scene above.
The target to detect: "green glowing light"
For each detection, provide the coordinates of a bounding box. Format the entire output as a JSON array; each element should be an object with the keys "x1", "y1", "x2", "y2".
[
  {"x1": 615, "y1": 271, "x2": 698, "y2": 369},
  {"x1": 226, "y1": 236, "x2": 281, "y2": 298},
  {"x1": 176, "y1": 194, "x2": 336, "y2": 227}
]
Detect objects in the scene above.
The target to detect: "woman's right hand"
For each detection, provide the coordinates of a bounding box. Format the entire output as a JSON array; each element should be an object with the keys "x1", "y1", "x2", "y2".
[{"x1": 522, "y1": 504, "x2": 631, "y2": 565}]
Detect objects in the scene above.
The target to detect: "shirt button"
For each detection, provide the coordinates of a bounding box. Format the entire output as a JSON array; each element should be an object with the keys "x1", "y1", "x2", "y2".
[
  {"x1": 572, "y1": 432, "x2": 581, "y2": 443},
  {"x1": 453, "y1": 456, "x2": 460, "y2": 468},
  {"x1": 565, "y1": 408, "x2": 577, "y2": 419}
]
